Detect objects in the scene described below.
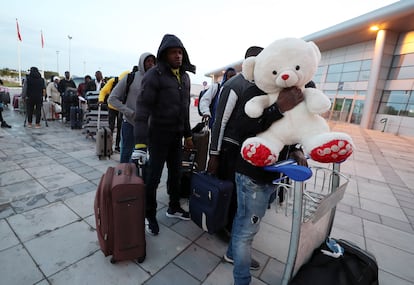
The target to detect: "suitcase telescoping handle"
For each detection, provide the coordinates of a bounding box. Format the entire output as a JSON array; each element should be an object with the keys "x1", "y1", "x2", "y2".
[{"x1": 97, "y1": 103, "x2": 101, "y2": 130}]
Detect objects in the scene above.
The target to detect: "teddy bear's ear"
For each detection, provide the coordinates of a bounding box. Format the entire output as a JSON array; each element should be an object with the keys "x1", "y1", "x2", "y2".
[
  {"x1": 242, "y1": 57, "x2": 256, "y2": 82},
  {"x1": 308, "y1": 41, "x2": 321, "y2": 62}
]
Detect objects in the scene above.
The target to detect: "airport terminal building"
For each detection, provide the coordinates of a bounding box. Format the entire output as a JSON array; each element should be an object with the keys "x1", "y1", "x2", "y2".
[{"x1": 206, "y1": 1, "x2": 414, "y2": 136}]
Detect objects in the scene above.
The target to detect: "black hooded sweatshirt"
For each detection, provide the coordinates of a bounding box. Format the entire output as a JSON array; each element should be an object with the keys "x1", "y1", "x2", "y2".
[
  {"x1": 23, "y1": 67, "x2": 45, "y2": 102},
  {"x1": 134, "y1": 34, "x2": 196, "y2": 146}
]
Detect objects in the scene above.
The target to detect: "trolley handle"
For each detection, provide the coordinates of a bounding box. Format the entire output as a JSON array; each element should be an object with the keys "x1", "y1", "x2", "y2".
[{"x1": 264, "y1": 158, "x2": 312, "y2": 182}]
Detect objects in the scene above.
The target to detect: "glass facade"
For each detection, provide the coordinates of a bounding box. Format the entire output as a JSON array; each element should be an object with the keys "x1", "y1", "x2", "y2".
[
  {"x1": 324, "y1": 59, "x2": 372, "y2": 83},
  {"x1": 378, "y1": 52, "x2": 414, "y2": 118},
  {"x1": 378, "y1": 90, "x2": 414, "y2": 117}
]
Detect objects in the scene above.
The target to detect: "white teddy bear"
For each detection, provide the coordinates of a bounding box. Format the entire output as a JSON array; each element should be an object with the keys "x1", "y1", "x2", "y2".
[{"x1": 241, "y1": 37, "x2": 354, "y2": 167}]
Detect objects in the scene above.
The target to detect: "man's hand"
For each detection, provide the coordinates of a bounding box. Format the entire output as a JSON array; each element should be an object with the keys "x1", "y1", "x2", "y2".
[
  {"x1": 131, "y1": 148, "x2": 148, "y2": 165},
  {"x1": 289, "y1": 149, "x2": 308, "y2": 167},
  {"x1": 276, "y1": 87, "x2": 304, "y2": 113},
  {"x1": 207, "y1": 154, "x2": 220, "y2": 175},
  {"x1": 202, "y1": 114, "x2": 210, "y2": 123}
]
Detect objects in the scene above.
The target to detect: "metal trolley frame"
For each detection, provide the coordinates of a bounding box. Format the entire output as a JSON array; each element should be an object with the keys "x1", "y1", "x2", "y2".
[{"x1": 267, "y1": 162, "x2": 350, "y2": 284}]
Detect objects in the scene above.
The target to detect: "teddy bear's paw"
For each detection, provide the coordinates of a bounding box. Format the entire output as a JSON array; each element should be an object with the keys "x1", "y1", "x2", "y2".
[
  {"x1": 241, "y1": 142, "x2": 278, "y2": 167},
  {"x1": 309, "y1": 139, "x2": 353, "y2": 163}
]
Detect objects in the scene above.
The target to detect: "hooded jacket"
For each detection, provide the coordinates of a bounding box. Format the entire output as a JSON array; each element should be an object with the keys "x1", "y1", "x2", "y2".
[
  {"x1": 108, "y1": 52, "x2": 156, "y2": 125},
  {"x1": 134, "y1": 34, "x2": 195, "y2": 146},
  {"x1": 22, "y1": 67, "x2": 45, "y2": 101}
]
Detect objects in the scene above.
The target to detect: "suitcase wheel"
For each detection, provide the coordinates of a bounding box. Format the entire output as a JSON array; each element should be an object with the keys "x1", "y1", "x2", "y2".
[
  {"x1": 137, "y1": 255, "x2": 145, "y2": 263},
  {"x1": 110, "y1": 257, "x2": 116, "y2": 264}
]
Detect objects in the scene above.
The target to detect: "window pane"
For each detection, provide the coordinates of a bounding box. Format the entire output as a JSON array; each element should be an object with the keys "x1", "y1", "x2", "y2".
[
  {"x1": 386, "y1": 91, "x2": 409, "y2": 104},
  {"x1": 328, "y1": 63, "x2": 343, "y2": 73},
  {"x1": 341, "y1": 71, "x2": 359, "y2": 82},
  {"x1": 391, "y1": 53, "x2": 414, "y2": 67},
  {"x1": 394, "y1": 66, "x2": 414, "y2": 80},
  {"x1": 313, "y1": 74, "x2": 322, "y2": 84},
  {"x1": 361, "y1": 60, "x2": 372, "y2": 70},
  {"x1": 407, "y1": 104, "x2": 414, "y2": 117},
  {"x1": 409, "y1": 92, "x2": 414, "y2": 103},
  {"x1": 359, "y1": 70, "x2": 370, "y2": 81},
  {"x1": 391, "y1": 55, "x2": 402, "y2": 67},
  {"x1": 343, "y1": 61, "x2": 361, "y2": 72},
  {"x1": 337, "y1": 90, "x2": 354, "y2": 96},
  {"x1": 399, "y1": 53, "x2": 414, "y2": 66},
  {"x1": 326, "y1": 73, "x2": 341, "y2": 82},
  {"x1": 378, "y1": 103, "x2": 405, "y2": 115}
]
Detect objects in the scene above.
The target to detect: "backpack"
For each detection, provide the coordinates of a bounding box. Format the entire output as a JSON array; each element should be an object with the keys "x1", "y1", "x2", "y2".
[
  {"x1": 197, "y1": 83, "x2": 220, "y2": 121},
  {"x1": 104, "y1": 72, "x2": 135, "y2": 104},
  {"x1": 122, "y1": 72, "x2": 135, "y2": 104}
]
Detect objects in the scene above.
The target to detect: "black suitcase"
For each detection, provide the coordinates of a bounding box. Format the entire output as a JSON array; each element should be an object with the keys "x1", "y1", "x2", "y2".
[
  {"x1": 62, "y1": 87, "x2": 78, "y2": 121},
  {"x1": 180, "y1": 149, "x2": 197, "y2": 198},
  {"x1": 70, "y1": 106, "x2": 83, "y2": 129},
  {"x1": 189, "y1": 172, "x2": 233, "y2": 234}
]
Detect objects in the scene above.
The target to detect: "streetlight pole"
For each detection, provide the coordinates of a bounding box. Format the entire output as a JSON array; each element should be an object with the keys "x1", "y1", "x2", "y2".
[
  {"x1": 67, "y1": 35, "x2": 72, "y2": 73},
  {"x1": 56, "y1": 51, "x2": 59, "y2": 75}
]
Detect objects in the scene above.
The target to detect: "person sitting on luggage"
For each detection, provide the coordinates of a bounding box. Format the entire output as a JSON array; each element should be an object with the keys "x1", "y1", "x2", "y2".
[
  {"x1": 132, "y1": 34, "x2": 195, "y2": 236},
  {"x1": 21, "y1": 67, "x2": 46, "y2": 129}
]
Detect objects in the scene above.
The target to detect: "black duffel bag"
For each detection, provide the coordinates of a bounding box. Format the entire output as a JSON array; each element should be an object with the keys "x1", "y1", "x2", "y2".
[{"x1": 289, "y1": 238, "x2": 379, "y2": 285}]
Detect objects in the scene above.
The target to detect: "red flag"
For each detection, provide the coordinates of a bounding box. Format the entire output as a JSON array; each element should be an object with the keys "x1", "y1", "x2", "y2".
[
  {"x1": 16, "y1": 19, "x2": 22, "y2": 42},
  {"x1": 41, "y1": 30, "x2": 44, "y2": 48}
]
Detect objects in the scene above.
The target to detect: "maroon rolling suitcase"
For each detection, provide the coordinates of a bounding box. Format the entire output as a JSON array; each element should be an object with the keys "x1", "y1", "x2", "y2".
[{"x1": 94, "y1": 163, "x2": 146, "y2": 263}]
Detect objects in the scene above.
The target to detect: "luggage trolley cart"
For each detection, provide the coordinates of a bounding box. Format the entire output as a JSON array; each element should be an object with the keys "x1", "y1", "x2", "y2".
[{"x1": 265, "y1": 161, "x2": 350, "y2": 285}]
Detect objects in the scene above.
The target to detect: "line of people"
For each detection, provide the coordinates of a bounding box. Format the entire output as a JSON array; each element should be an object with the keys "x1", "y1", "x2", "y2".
[
  {"x1": 119, "y1": 34, "x2": 308, "y2": 285},
  {"x1": 13, "y1": 33, "x2": 310, "y2": 285}
]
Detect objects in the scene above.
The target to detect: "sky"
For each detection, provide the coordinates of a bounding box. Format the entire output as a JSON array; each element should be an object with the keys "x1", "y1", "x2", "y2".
[{"x1": 0, "y1": 0, "x2": 399, "y2": 84}]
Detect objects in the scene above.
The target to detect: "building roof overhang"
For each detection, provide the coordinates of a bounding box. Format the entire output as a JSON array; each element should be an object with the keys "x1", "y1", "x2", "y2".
[{"x1": 205, "y1": 1, "x2": 414, "y2": 79}]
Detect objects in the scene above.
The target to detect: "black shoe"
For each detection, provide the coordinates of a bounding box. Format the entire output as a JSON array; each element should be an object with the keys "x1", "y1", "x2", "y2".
[
  {"x1": 166, "y1": 206, "x2": 190, "y2": 220},
  {"x1": 114, "y1": 146, "x2": 120, "y2": 152},
  {"x1": 145, "y1": 217, "x2": 159, "y2": 236},
  {"x1": 1, "y1": 121, "x2": 11, "y2": 128},
  {"x1": 223, "y1": 254, "x2": 261, "y2": 271}
]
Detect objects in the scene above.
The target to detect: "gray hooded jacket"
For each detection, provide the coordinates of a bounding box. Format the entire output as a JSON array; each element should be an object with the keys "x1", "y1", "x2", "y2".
[{"x1": 108, "y1": 52, "x2": 155, "y2": 125}]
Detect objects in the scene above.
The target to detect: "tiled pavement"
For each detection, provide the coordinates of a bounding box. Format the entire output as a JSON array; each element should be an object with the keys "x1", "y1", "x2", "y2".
[{"x1": 0, "y1": 102, "x2": 413, "y2": 285}]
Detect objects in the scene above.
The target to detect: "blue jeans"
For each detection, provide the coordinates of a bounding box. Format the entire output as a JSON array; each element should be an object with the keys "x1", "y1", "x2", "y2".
[
  {"x1": 120, "y1": 120, "x2": 135, "y2": 163},
  {"x1": 226, "y1": 172, "x2": 276, "y2": 285}
]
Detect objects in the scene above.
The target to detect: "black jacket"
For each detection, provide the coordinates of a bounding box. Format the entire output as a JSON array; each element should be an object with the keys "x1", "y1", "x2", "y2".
[
  {"x1": 134, "y1": 34, "x2": 195, "y2": 146},
  {"x1": 23, "y1": 68, "x2": 45, "y2": 102},
  {"x1": 58, "y1": 79, "x2": 76, "y2": 94},
  {"x1": 232, "y1": 84, "x2": 295, "y2": 183}
]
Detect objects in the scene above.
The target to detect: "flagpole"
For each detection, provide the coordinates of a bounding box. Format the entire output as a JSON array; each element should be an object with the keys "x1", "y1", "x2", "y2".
[
  {"x1": 41, "y1": 30, "x2": 45, "y2": 78},
  {"x1": 16, "y1": 18, "x2": 22, "y2": 86},
  {"x1": 18, "y1": 39, "x2": 22, "y2": 86}
]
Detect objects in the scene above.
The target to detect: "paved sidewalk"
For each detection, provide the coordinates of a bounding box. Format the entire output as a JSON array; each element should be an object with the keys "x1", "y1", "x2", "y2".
[{"x1": 0, "y1": 104, "x2": 413, "y2": 285}]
